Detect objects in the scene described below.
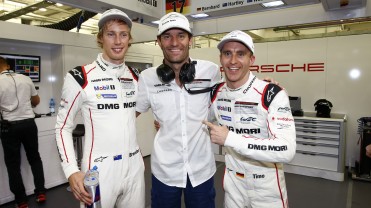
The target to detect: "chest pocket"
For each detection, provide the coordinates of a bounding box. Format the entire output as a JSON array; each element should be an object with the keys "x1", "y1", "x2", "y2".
[{"x1": 152, "y1": 89, "x2": 177, "y2": 119}]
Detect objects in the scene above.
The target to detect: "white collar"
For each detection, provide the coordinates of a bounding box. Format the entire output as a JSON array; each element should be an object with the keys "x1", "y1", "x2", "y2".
[
  {"x1": 1, "y1": 70, "x2": 15, "y2": 75},
  {"x1": 96, "y1": 53, "x2": 126, "y2": 78}
]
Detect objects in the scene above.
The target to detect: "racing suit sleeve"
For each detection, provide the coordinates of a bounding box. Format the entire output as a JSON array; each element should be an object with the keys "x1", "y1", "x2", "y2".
[
  {"x1": 55, "y1": 73, "x2": 85, "y2": 179},
  {"x1": 224, "y1": 90, "x2": 296, "y2": 163},
  {"x1": 136, "y1": 73, "x2": 151, "y2": 114}
]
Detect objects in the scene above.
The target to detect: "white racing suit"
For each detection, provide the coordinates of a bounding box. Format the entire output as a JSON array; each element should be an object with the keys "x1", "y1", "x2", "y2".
[
  {"x1": 55, "y1": 54, "x2": 145, "y2": 208},
  {"x1": 210, "y1": 73, "x2": 296, "y2": 208}
]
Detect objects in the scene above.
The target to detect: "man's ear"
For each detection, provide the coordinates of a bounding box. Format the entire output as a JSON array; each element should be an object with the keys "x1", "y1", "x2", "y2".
[
  {"x1": 250, "y1": 55, "x2": 256, "y2": 65},
  {"x1": 157, "y1": 37, "x2": 163, "y2": 49}
]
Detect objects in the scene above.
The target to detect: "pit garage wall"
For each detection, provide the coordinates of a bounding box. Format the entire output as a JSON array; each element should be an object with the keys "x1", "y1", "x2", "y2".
[{"x1": 190, "y1": 33, "x2": 371, "y2": 168}]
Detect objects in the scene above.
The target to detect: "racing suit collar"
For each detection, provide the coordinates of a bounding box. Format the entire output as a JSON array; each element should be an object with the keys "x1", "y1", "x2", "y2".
[
  {"x1": 96, "y1": 53, "x2": 126, "y2": 78},
  {"x1": 225, "y1": 72, "x2": 256, "y2": 100}
]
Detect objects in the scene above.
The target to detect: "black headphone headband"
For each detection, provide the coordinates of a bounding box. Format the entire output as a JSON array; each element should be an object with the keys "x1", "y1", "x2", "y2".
[{"x1": 156, "y1": 59, "x2": 196, "y2": 84}]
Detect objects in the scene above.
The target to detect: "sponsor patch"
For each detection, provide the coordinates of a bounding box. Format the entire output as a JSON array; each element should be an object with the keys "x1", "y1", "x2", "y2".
[
  {"x1": 277, "y1": 107, "x2": 291, "y2": 113},
  {"x1": 253, "y1": 174, "x2": 265, "y2": 179},
  {"x1": 123, "y1": 102, "x2": 136, "y2": 108},
  {"x1": 277, "y1": 123, "x2": 292, "y2": 129},
  {"x1": 125, "y1": 91, "x2": 135, "y2": 98},
  {"x1": 129, "y1": 149, "x2": 140, "y2": 157},
  {"x1": 227, "y1": 126, "x2": 261, "y2": 134},
  {"x1": 217, "y1": 105, "x2": 231, "y2": 112},
  {"x1": 94, "y1": 156, "x2": 108, "y2": 162},
  {"x1": 235, "y1": 101, "x2": 258, "y2": 114},
  {"x1": 221, "y1": 115, "x2": 232, "y2": 121},
  {"x1": 157, "y1": 89, "x2": 173, "y2": 93},
  {"x1": 238, "y1": 116, "x2": 257, "y2": 124},
  {"x1": 275, "y1": 117, "x2": 294, "y2": 122},
  {"x1": 61, "y1": 98, "x2": 69, "y2": 104},
  {"x1": 248, "y1": 144, "x2": 288, "y2": 151},
  {"x1": 96, "y1": 94, "x2": 117, "y2": 99},
  {"x1": 217, "y1": 98, "x2": 231, "y2": 102},
  {"x1": 97, "y1": 103, "x2": 120, "y2": 109},
  {"x1": 120, "y1": 78, "x2": 134, "y2": 89},
  {"x1": 154, "y1": 83, "x2": 171, "y2": 87},
  {"x1": 113, "y1": 154, "x2": 122, "y2": 161},
  {"x1": 91, "y1": 78, "x2": 113, "y2": 82},
  {"x1": 184, "y1": 79, "x2": 211, "y2": 89},
  {"x1": 236, "y1": 172, "x2": 245, "y2": 178},
  {"x1": 94, "y1": 85, "x2": 115, "y2": 91}
]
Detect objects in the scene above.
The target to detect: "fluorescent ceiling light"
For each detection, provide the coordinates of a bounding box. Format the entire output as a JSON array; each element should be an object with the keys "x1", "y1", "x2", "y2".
[
  {"x1": 56, "y1": 3, "x2": 63, "y2": 7},
  {"x1": 191, "y1": 13, "x2": 209, "y2": 19},
  {"x1": 261, "y1": 1, "x2": 285, "y2": 8},
  {"x1": 39, "y1": 8, "x2": 47, "y2": 12},
  {"x1": 349, "y1": 69, "x2": 361, "y2": 79},
  {"x1": 4, "y1": 0, "x2": 27, "y2": 7},
  {"x1": 151, "y1": 20, "x2": 160, "y2": 25}
]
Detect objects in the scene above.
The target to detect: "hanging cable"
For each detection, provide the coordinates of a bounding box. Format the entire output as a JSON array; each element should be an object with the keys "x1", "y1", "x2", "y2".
[{"x1": 76, "y1": 10, "x2": 85, "y2": 33}]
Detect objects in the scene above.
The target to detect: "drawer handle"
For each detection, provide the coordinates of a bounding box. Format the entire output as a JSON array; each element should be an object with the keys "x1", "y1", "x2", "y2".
[
  {"x1": 303, "y1": 121, "x2": 318, "y2": 124},
  {"x1": 302, "y1": 152, "x2": 316, "y2": 156},
  {"x1": 302, "y1": 143, "x2": 317, "y2": 146},
  {"x1": 303, "y1": 131, "x2": 317, "y2": 134},
  {"x1": 303, "y1": 126, "x2": 317, "y2": 129},
  {"x1": 302, "y1": 137, "x2": 316, "y2": 140}
]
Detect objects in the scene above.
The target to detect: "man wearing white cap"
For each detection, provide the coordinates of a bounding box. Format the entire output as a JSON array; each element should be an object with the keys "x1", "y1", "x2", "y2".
[
  {"x1": 136, "y1": 12, "x2": 220, "y2": 208},
  {"x1": 203, "y1": 30, "x2": 296, "y2": 208},
  {"x1": 55, "y1": 9, "x2": 145, "y2": 208}
]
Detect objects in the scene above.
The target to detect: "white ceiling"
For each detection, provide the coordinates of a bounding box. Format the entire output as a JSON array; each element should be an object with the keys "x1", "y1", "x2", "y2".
[{"x1": 0, "y1": 0, "x2": 370, "y2": 44}]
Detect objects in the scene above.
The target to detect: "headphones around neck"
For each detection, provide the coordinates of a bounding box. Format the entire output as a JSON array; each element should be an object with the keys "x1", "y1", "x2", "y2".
[{"x1": 156, "y1": 60, "x2": 197, "y2": 84}]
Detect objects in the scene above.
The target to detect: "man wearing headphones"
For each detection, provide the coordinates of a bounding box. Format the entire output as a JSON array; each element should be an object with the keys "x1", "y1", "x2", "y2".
[
  {"x1": 136, "y1": 12, "x2": 220, "y2": 208},
  {"x1": 0, "y1": 56, "x2": 46, "y2": 208}
]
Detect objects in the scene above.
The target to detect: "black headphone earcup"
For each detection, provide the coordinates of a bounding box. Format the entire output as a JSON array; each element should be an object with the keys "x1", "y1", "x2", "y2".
[
  {"x1": 157, "y1": 64, "x2": 175, "y2": 83},
  {"x1": 179, "y1": 61, "x2": 195, "y2": 84}
]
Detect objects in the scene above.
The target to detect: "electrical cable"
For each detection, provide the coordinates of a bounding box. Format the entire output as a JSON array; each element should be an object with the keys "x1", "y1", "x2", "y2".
[
  {"x1": 0, "y1": 70, "x2": 19, "y2": 114},
  {"x1": 76, "y1": 10, "x2": 85, "y2": 33}
]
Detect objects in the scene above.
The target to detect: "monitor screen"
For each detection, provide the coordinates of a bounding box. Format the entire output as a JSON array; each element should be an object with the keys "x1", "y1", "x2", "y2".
[{"x1": 0, "y1": 53, "x2": 41, "y2": 82}]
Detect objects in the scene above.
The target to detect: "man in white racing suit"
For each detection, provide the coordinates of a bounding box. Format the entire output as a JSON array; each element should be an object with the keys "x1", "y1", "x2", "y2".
[
  {"x1": 204, "y1": 30, "x2": 296, "y2": 208},
  {"x1": 55, "y1": 9, "x2": 144, "y2": 208}
]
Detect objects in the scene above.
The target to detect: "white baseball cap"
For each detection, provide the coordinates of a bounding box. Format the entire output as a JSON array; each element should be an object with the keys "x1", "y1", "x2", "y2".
[
  {"x1": 158, "y1": 12, "x2": 192, "y2": 36},
  {"x1": 217, "y1": 30, "x2": 255, "y2": 54},
  {"x1": 98, "y1": 9, "x2": 132, "y2": 29}
]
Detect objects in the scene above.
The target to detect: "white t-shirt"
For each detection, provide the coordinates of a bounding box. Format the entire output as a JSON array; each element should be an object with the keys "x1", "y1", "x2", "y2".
[{"x1": 0, "y1": 71, "x2": 37, "y2": 121}]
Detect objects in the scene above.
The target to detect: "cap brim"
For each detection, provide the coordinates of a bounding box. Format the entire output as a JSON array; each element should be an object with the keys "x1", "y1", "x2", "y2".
[
  {"x1": 98, "y1": 14, "x2": 132, "y2": 29},
  {"x1": 158, "y1": 25, "x2": 192, "y2": 36},
  {"x1": 217, "y1": 38, "x2": 253, "y2": 53}
]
